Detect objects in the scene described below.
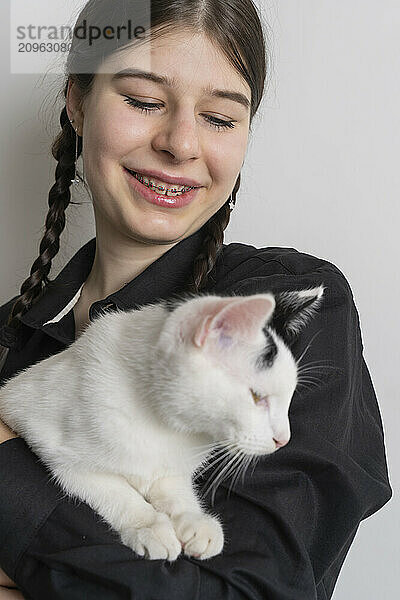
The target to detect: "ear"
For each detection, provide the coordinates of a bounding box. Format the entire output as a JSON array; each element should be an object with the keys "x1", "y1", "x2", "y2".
[
  {"x1": 193, "y1": 294, "x2": 276, "y2": 348},
  {"x1": 66, "y1": 77, "x2": 84, "y2": 133},
  {"x1": 269, "y1": 285, "x2": 325, "y2": 342}
]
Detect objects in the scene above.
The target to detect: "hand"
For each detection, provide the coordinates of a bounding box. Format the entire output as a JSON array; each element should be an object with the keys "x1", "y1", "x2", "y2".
[
  {"x1": 0, "y1": 567, "x2": 16, "y2": 588},
  {"x1": 0, "y1": 419, "x2": 18, "y2": 444},
  {"x1": 0, "y1": 589, "x2": 25, "y2": 599},
  {"x1": 0, "y1": 567, "x2": 25, "y2": 598}
]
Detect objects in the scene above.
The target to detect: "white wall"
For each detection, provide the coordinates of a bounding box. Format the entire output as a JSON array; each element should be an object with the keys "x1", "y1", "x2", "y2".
[
  {"x1": 230, "y1": 3, "x2": 399, "y2": 597},
  {"x1": 0, "y1": 1, "x2": 397, "y2": 597}
]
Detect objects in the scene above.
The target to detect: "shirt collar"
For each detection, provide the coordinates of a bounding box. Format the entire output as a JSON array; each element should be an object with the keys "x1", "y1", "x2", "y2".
[{"x1": 2, "y1": 223, "x2": 217, "y2": 348}]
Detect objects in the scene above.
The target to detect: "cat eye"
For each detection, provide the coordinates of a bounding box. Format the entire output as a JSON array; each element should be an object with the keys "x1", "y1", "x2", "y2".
[
  {"x1": 250, "y1": 389, "x2": 270, "y2": 408},
  {"x1": 250, "y1": 388, "x2": 263, "y2": 404}
]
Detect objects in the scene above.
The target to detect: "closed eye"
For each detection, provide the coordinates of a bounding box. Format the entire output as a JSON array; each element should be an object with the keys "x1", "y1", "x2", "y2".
[
  {"x1": 250, "y1": 388, "x2": 263, "y2": 404},
  {"x1": 250, "y1": 389, "x2": 270, "y2": 408},
  {"x1": 122, "y1": 96, "x2": 236, "y2": 131}
]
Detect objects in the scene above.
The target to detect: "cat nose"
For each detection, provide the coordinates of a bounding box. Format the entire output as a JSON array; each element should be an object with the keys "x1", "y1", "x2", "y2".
[{"x1": 273, "y1": 437, "x2": 289, "y2": 448}]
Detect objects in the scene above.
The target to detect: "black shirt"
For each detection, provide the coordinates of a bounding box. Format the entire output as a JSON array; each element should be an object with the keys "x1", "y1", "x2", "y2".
[{"x1": 0, "y1": 225, "x2": 392, "y2": 600}]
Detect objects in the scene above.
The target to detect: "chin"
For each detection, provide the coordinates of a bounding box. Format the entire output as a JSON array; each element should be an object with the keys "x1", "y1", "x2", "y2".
[{"x1": 122, "y1": 216, "x2": 196, "y2": 245}]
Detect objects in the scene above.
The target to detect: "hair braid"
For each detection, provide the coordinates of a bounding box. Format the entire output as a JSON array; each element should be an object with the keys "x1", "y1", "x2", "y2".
[
  {"x1": 6, "y1": 106, "x2": 79, "y2": 329},
  {"x1": 187, "y1": 172, "x2": 241, "y2": 293}
]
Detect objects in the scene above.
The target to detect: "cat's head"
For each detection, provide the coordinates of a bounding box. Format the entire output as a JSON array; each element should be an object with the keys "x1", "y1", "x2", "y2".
[{"x1": 152, "y1": 286, "x2": 324, "y2": 457}]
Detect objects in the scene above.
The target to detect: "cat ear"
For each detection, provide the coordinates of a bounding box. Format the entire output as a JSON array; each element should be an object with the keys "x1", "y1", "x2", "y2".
[
  {"x1": 193, "y1": 294, "x2": 276, "y2": 348},
  {"x1": 269, "y1": 285, "x2": 325, "y2": 342}
]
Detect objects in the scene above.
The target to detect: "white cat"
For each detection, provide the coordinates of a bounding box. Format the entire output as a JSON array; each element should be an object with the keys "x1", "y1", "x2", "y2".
[{"x1": 0, "y1": 287, "x2": 324, "y2": 561}]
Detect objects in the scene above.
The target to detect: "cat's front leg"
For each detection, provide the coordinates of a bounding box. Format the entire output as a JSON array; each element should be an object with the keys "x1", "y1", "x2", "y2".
[
  {"x1": 52, "y1": 468, "x2": 182, "y2": 561},
  {"x1": 146, "y1": 476, "x2": 224, "y2": 560}
]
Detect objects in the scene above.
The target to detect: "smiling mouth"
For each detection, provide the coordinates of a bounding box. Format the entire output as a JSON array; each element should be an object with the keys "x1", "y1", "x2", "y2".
[{"x1": 125, "y1": 168, "x2": 196, "y2": 197}]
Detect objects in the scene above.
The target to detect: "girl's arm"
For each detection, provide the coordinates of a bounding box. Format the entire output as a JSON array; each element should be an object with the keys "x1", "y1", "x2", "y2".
[
  {"x1": 0, "y1": 426, "x2": 24, "y2": 598},
  {"x1": 0, "y1": 566, "x2": 24, "y2": 599},
  {"x1": 0, "y1": 567, "x2": 17, "y2": 589},
  {"x1": 0, "y1": 589, "x2": 24, "y2": 599}
]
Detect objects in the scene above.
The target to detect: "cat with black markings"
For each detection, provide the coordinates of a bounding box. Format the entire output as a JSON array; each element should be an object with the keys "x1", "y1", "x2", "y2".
[{"x1": 0, "y1": 287, "x2": 324, "y2": 561}]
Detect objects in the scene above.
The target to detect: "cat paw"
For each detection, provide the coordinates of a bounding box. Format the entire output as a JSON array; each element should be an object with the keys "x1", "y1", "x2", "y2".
[
  {"x1": 120, "y1": 512, "x2": 182, "y2": 561},
  {"x1": 172, "y1": 511, "x2": 224, "y2": 560}
]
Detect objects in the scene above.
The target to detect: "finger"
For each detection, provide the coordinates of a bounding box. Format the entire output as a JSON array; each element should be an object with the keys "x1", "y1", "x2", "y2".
[
  {"x1": 0, "y1": 587, "x2": 25, "y2": 599},
  {"x1": 0, "y1": 568, "x2": 17, "y2": 588}
]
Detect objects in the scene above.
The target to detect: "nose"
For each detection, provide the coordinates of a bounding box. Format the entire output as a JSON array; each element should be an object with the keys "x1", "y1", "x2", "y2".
[
  {"x1": 153, "y1": 112, "x2": 201, "y2": 162},
  {"x1": 273, "y1": 437, "x2": 289, "y2": 449}
]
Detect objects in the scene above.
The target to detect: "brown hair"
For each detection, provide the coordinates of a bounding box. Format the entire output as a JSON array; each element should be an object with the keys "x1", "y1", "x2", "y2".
[{"x1": 6, "y1": 0, "x2": 270, "y2": 330}]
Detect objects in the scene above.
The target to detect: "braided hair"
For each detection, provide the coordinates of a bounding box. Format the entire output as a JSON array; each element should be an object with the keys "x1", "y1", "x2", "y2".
[{"x1": 6, "y1": 0, "x2": 269, "y2": 331}]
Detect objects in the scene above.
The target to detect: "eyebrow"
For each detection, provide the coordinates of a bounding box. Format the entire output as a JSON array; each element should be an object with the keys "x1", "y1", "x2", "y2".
[{"x1": 111, "y1": 68, "x2": 250, "y2": 110}]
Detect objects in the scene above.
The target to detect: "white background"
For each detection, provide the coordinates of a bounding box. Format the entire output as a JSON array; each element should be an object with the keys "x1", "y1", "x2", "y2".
[{"x1": 0, "y1": 1, "x2": 398, "y2": 597}]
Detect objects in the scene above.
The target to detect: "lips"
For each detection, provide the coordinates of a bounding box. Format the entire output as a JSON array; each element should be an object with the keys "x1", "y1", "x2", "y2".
[
  {"x1": 126, "y1": 169, "x2": 194, "y2": 192},
  {"x1": 124, "y1": 166, "x2": 202, "y2": 188},
  {"x1": 123, "y1": 166, "x2": 201, "y2": 208}
]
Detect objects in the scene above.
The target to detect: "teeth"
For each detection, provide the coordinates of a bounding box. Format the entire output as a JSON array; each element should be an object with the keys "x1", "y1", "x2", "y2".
[{"x1": 131, "y1": 171, "x2": 193, "y2": 196}]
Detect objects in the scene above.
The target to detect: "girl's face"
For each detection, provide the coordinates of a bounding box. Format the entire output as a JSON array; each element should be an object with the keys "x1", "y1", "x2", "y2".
[{"x1": 67, "y1": 29, "x2": 251, "y2": 244}]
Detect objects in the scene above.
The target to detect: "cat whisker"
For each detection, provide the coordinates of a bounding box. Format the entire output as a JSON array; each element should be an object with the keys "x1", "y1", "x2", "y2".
[
  {"x1": 242, "y1": 453, "x2": 254, "y2": 483},
  {"x1": 200, "y1": 445, "x2": 240, "y2": 504},
  {"x1": 297, "y1": 363, "x2": 341, "y2": 377},
  {"x1": 190, "y1": 439, "x2": 229, "y2": 449},
  {"x1": 194, "y1": 444, "x2": 235, "y2": 477},
  {"x1": 295, "y1": 329, "x2": 323, "y2": 366},
  {"x1": 250, "y1": 454, "x2": 261, "y2": 477},
  {"x1": 297, "y1": 374, "x2": 325, "y2": 383},
  {"x1": 297, "y1": 357, "x2": 336, "y2": 365},
  {"x1": 201, "y1": 440, "x2": 237, "y2": 457},
  {"x1": 297, "y1": 363, "x2": 339, "y2": 372},
  {"x1": 296, "y1": 381, "x2": 321, "y2": 392},
  {"x1": 297, "y1": 365, "x2": 341, "y2": 378},
  {"x1": 189, "y1": 441, "x2": 232, "y2": 461},
  {"x1": 189, "y1": 438, "x2": 232, "y2": 453},
  {"x1": 208, "y1": 449, "x2": 241, "y2": 505},
  {"x1": 224, "y1": 452, "x2": 246, "y2": 499},
  {"x1": 298, "y1": 359, "x2": 336, "y2": 366},
  {"x1": 217, "y1": 447, "x2": 255, "y2": 500},
  {"x1": 296, "y1": 360, "x2": 343, "y2": 386},
  {"x1": 215, "y1": 453, "x2": 241, "y2": 492},
  {"x1": 300, "y1": 374, "x2": 330, "y2": 386},
  {"x1": 295, "y1": 380, "x2": 326, "y2": 396},
  {"x1": 194, "y1": 453, "x2": 230, "y2": 475},
  {"x1": 244, "y1": 453, "x2": 257, "y2": 483},
  {"x1": 297, "y1": 366, "x2": 341, "y2": 378},
  {"x1": 226, "y1": 451, "x2": 251, "y2": 499},
  {"x1": 205, "y1": 441, "x2": 268, "y2": 505},
  {"x1": 297, "y1": 377, "x2": 323, "y2": 388},
  {"x1": 190, "y1": 445, "x2": 226, "y2": 461}
]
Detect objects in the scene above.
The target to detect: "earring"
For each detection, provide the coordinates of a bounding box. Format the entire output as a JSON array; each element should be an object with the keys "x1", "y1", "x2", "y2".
[
  {"x1": 70, "y1": 118, "x2": 84, "y2": 185},
  {"x1": 229, "y1": 196, "x2": 236, "y2": 211}
]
